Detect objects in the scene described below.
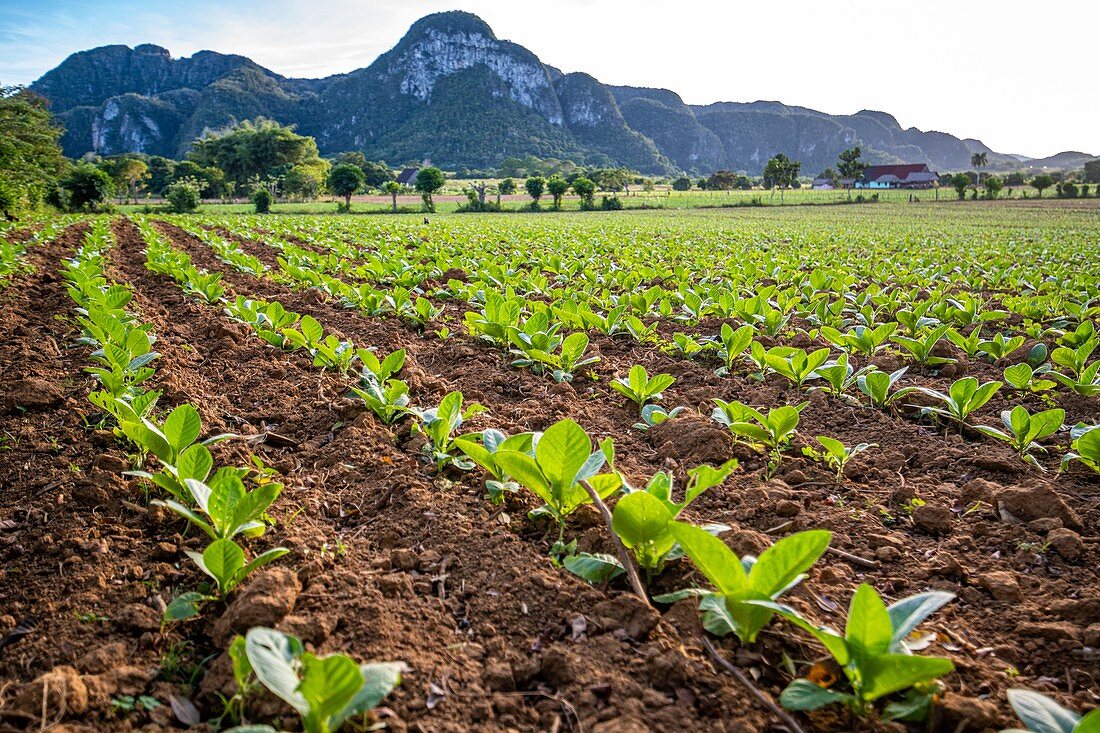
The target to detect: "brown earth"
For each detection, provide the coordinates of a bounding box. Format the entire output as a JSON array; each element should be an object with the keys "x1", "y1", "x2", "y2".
[{"x1": 0, "y1": 219, "x2": 1096, "y2": 732}]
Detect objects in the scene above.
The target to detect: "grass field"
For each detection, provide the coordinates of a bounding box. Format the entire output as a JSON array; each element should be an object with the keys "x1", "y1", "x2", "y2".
[{"x1": 1, "y1": 201, "x2": 1097, "y2": 731}]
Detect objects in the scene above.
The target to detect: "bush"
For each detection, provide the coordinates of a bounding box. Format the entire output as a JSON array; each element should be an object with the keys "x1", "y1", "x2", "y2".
[
  {"x1": 600, "y1": 195, "x2": 623, "y2": 211},
  {"x1": 62, "y1": 163, "x2": 114, "y2": 212},
  {"x1": 671, "y1": 176, "x2": 693, "y2": 191},
  {"x1": 1060, "y1": 182, "x2": 1078, "y2": 198},
  {"x1": 252, "y1": 187, "x2": 272, "y2": 213},
  {"x1": 165, "y1": 178, "x2": 201, "y2": 213}
]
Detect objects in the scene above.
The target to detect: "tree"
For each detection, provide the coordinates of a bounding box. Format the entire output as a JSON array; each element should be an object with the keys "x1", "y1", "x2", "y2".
[
  {"x1": 327, "y1": 164, "x2": 365, "y2": 209},
  {"x1": 189, "y1": 118, "x2": 323, "y2": 187},
  {"x1": 284, "y1": 160, "x2": 329, "y2": 200},
  {"x1": 1084, "y1": 159, "x2": 1100, "y2": 184},
  {"x1": 1030, "y1": 174, "x2": 1054, "y2": 198},
  {"x1": 61, "y1": 164, "x2": 114, "y2": 211},
  {"x1": 763, "y1": 154, "x2": 801, "y2": 202},
  {"x1": 571, "y1": 176, "x2": 596, "y2": 209},
  {"x1": 983, "y1": 175, "x2": 1004, "y2": 199},
  {"x1": 498, "y1": 177, "x2": 517, "y2": 196},
  {"x1": 383, "y1": 180, "x2": 402, "y2": 213},
  {"x1": 706, "y1": 170, "x2": 737, "y2": 190},
  {"x1": 360, "y1": 161, "x2": 394, "y2": 189},
  {"x1": 970, "y1": 152, "x2": 988, "y2": 186},
  {"x1": 546, "y1": 175, "x2": 569, "y2": 210},
  {"x1": 0, "y1": 86, "x2": 66, "y2": 218},
  {"x1": 99, "y1": 156, "x2": 148, "y2": 203},
  {"x1": 145, "y1": 156, "x2": 176, "y2": 196},
  {"x1": 252, "y1": 187, "x2": 272, "y2": 213},
  {"x1": 414, "y1": 166, "x2": 445, "y2": 212},
  {"x1": 671, "y1": 176, "x2": 692, "y2": 191},
  {"x1": 951, "y1": 173, "x2": 971, "y2": 200},
  {"x1": 837, "y1": 147, "x2": 867, "y2": 199},
  {"x1": 525, "y1": 175, "x2": 546, "y2": 208},
  {"x1": 164, "y1": 177, "x2": 201, "y2": 213}
]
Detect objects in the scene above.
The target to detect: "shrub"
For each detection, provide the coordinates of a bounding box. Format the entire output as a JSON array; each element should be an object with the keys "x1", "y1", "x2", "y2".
[
  {"x1": 671, "y1": 176, "x2": 693, "y2": 191},
  {"x1": 165, "y1": 178, "x2": 201, "y2": 214},
  {"x1": 600, "y1": 195, "x2": 623, "y2": 211},
  {"x1": 252, "y1": 187, "x2": 272, "y2": 214}
]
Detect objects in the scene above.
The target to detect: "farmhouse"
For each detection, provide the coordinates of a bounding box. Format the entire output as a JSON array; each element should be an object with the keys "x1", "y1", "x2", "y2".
[
  {"x1": 811, "y1": 177, "x2": 835, "y2": 190},
  {"x1": 855, "y1": 164, "x2": 939, "y2": 189},
  {"x1": 396, "y1": 166, "x2": 420, "y2": 186}
]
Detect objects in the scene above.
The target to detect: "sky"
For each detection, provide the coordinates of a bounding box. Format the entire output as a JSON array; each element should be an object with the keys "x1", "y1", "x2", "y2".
[{"x1": 1, "y1": 0, "x2": 1096, "y2": 158}]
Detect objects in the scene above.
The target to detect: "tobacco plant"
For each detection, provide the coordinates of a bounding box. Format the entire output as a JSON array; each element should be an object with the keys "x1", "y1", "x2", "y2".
[
  {"x1": 654, "y1": 524, "x2": 831, "y2": 643},
  {"x1": 155, "y1": 473, "x2": 283, "y2": 541},
  {"x1": 1002, "y1": 688, "x2": 1100, "y2": 733},
  {"x1": 454, "y1": 428, "x2": 537, "y2": 502},
  {"x1": 764, "y1": 346, "x2": 831, "y2": 389},
  {"x1": 123, "y1": 404, "x2": 233, "y2": 501},
  {"x1": 494, "y1": 418, "x2": 621, "y2": 539},
  {"x1": 410, "y1": 391, "x2": 487, "y2": 470},
  {"x1": 893, "y1": 324, "x2": 956, "y2": 368},
  {"x1": 227, "y1": 627, "x2": 404, "y2": 733},
  {"x1": 611, "y1": 365, "x2": 675, "y2": 410},
  {"x1": 1062, "y1": 425, "x2": 1100, "y2": 473},
  {"x1": 706, "y1": 323, "x2": 754, "y2": 375},
  {"x1": 977, "y1": 406, "x2": 1064, "y2": 467},
  {"x1": 168, "y1": 539, "x2": 289, "y2": 620},
  {"x1": 1004, "y1": 363, "x2": 1056, "y2": 393},
  {"x1": 349, "y1": 378, "x2": 410, "y2": 425},
  {"x1": 764, "y1": 584, "x2": 955, "y2": 719},
  {"x1": 911, "y1": 377, "x2": 1002, "y2": 426},
  {"x1": 356, "y1": 347, "x2": 406, "y2": 382},
  {"x1": 812, "y1": 353, "x2": 876, "y2": 400},
  {"x1": 857, "y1": 367, "x2": 910, "y2": 409},
  {"x1": 820, "y1": 323, "x2": 896, "y2": 356},
  {"x1": 803, "y1": 436, "x2": 877, "y2": 483}
]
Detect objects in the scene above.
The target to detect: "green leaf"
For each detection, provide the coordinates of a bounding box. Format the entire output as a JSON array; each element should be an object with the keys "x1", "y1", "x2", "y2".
[
  {"x1": 845, "y1": 583, "x2": 894, "y2": 663},
  {"x1": 611, "y1": 492, "x2": 675, "y2": 567},
  {"x1": 749, "y1": 530, "x2": 831, "y2": 597},
  {"x1": 860, "y1": 653, "x2": 954, "y2": 702},
  {"x1": 245, "y1": 628, "x2": 309, "y2": 716},
  {"x1": 1006, "y1": 689, "x2": 1081, "y2": 733},
  {"x1": 669, "y1": 521, "x2": 746, "y2": 595},
  {"x1": 176, "y1": 444, "x2": 213, "y2": 483},
  {"x1": 298, "y1": 653, "x2": 363, "y2": 731},
  {"x1": 495, "y1": 451, "x2": 554, "y2": 506},
  {"x1": 887, "y1": 591, "x2": 954, "y2": 652},
  {"x1": 780, "y1": 679, "x2": 854, "y2": 711},
  {"x1": 163, "y1": 592, "x2": 208, "y2": 622},
  {"x1": 535, "y1": 419, "x2": 592, "y2": 490},
  {"x1": 563, "y1": 552, "x2": 626, "y2": 583},
  {"x1": 334, "y1": 662, "x2": 405, "y2": 728},
  {"x1": 200, "y1": 539, "x2": 245, "y2": 594},
  {"x1": 163, "y1": 404, "x2": 202, "y2": 453}
]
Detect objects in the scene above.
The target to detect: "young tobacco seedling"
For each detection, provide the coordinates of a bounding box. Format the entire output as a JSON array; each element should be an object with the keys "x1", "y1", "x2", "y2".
[
  {"x1": 1002, "y1": 688, "x2": 1100, "y2": 733},
  {"x1": 977, "y1": 406, "x2": 1064, "y2": 467},
  {"x1": 764, "y1": 346, "x2": 831, "y2": 390},
  {"x1": 229, "y1": 627, "x2": 405, "y2": 733},
  {"x1": 978, "y1": 333, "x2": 1025, "y2": 361},
  {"x1": 813, "y1": 353, "x2": 875, "y2": 400},
  {"x1": 820, "y1": 323, "x2": 897, "y2": 356},
  {"x1": 610, "y1": 365, "x2": 675, "y2": 410},
  {"x1": 410, "y1": 391, "x2": 487, "y2": 471},
  {"x1": 567, "y1": 461, "x2": 738, "y2": 582},
  {"x1": 653, "y1": 524, "x2": 831, "y2": 643},
  {"x1": 454, "y1": 428, "x2": 537, "y2": 503},
  {"x1": 706, "y1": 323, "x2": 754, "y2": 376},
  {"x1": 1004, "y1": 363, "x2": 1056, "y2": 393},
  {"x1": 1061, "y1": 425, "x2": 1100, "y2": 473},
  {"x1": 856, "y1": 367, "x2": 910, "y2": 409},
  {"x1": 633, "y1": 404, "x2": 684, "y2": 431},
  {"x1": 494, "y1": 419, "x2": 621, "y2": 539},
  {"x1": 803, "y1": 436, "x2": 877, "y2": 483},
  {"x1": 712, "y1": 400, "x2": 806, "y2": 474},
  {"x1": 349, "y1": 378, "x2": 410, "y2": 425},
  {"x1": 155, "y1": 473, "x2": 283, "y2": 541},
  {"x1": 911, "y1": 377, "x2": 1002, "y2": 427},
  {"x1": 893, "y1": 325, "x2": 956, "y2": 368},
  {"x1": 355, "y1": 347, "x2": 405, "y2": 382},
  {"x1": 763, "y1": 584, "x2": 955, "y2": 718},
  {"x1": 123, "y1": 403, "x2": 234, "y2": 502},
  {"x1": 168, "y1": 540, "x2": 290, "y2": 620}
]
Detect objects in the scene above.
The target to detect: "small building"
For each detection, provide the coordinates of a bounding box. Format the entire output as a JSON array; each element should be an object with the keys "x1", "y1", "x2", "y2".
[
  {"x1": 857, "y1": 164, "x2": 939, "y2": 189},
  {"x1": 396, "y1": 167, "x2": 420, "y2": 186},
  {"x1": 812, "y1": 177, "x2": 835, "y2": 190}
]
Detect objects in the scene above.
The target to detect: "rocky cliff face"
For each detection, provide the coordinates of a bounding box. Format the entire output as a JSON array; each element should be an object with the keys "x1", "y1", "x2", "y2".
[{"x1": 31, "y1": 10, "x2": 1016, "y2": 174}]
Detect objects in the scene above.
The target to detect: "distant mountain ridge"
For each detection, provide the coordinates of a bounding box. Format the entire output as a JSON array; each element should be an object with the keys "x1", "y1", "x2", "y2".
[{"x1": 29, "y1": 11, "x2": 1090, "y2": 175}]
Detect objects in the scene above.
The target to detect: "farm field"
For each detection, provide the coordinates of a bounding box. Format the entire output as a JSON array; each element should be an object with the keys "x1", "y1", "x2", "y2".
[{"x1": 0, "y1": 202, "x2": 1098, "y2": 732}]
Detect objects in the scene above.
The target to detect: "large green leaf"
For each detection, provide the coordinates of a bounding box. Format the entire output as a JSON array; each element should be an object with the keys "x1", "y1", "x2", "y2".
[
  {"x1": 495, "y1": 451, "x2": 554, "y2": 506},
  {"x1": 780, "y1": 678, "x2": 854, "y2": 711},
  {"x1": 333, "y1": 662, "x2": 405, "y2": 727},
  {"x1": 611, "y1": 492, "x2": 675, "y2": 568},
  {"x1": 1006, "y1": 689, "x2": 1081, "y2": 733},
  {"x1": 669, "y1": 521, "x2": 746, "y2": 595},
  {"x1": 201, "y1": 538, "x2": 245, "y2": 593},
  {"x1": 299, "y1": 653, "x2": 363, "y2": 732},
  {"x1": 860, "y1": 653, "x2": 954, "y2": 702},
  {"x1": 163, "y1": 404, "x2": 202, "y2": 453},
  {"x1": 245, "y1": 628, "x2": 309, "y2": 715},
  {"x1": 749, "y1": 530, "x2": 831, "y2": 597},
  {"x1": 845, "y1": 584, "x2": 894, "y2": 663},
  {"x1": 535, "y1": 419, "x2": 592, "y2": 490},
  {"x1": 886, "y1": 591, "x2": 954, "y2": 652}
]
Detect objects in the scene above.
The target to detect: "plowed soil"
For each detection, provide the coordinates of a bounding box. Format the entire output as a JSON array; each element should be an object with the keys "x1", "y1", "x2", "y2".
[{"x1": 0, "y1": 219, "x2": 1096, "y2": 733}]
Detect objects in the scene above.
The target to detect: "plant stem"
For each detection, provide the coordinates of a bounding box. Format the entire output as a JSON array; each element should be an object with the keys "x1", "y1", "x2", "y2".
[
  {"x1": 702, "y1": 636, "x2": 807, "y2": 733},
  {"x1": 579, "y1": 479, "x2": 652, "y2": 608}
]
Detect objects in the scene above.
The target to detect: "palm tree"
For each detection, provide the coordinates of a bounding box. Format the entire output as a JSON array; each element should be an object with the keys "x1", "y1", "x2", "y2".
[{"x1": 970, "y1": 152, "x2": 988, "y2": 187}]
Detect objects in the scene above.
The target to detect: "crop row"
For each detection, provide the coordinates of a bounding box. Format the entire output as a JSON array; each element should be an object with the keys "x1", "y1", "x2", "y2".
[
  {"x1": 126, "y1": 218, "x2": 1098, "y2": 728},
  {"x1": 59, "y1": 219, "x2": 403, "y2": 733}
]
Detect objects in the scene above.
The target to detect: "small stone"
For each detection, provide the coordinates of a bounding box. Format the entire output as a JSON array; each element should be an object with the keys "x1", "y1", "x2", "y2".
[
  {"x1": 390, "y1": 548, "x2": 420, "y2": 572},
  {"x1": 912, "y1": 504, "x2": 954, "y2": 535},
  {"x1": 483, "y1": 660, "x2": 515, "y2": 692},
  {"x1": 212, "y1": 568, "x2": 300, "y2": 645},
  {"x1": 1046, "y1": 528, "x2": 1084, "y2": 561},
  {"x1": 1028, "y1": 517, "x2": 1063, "y2": 533},
  {"x1": 875, "y1": 546, "x2": 902, "y2": 562},
  {"x1": 75, "y1": 642, "x2": 128, "y2": 674},
  {"x1": 593, "y1": 594, "x2": 661, "y2": 641},
  {"x1": 997, "y1": 483, "x2": 1082, "y2": 530},
  {"x1": 378, "y1": 573, "x2": 413, "y2": 598},
  {"x1": 978, "y1": 571, "x2": 1022, "y2": 602},
  {"x1": 540, "y1": 649, "x2": 575, "y2": 687},
  {"x1": 775, "y1": 499, "x2": 801, "y2": 517},
  {"x1": 1015, "y1": 621, "x2": 1081, "y2": 643},
  {"x1": 112, "y1": 603, "x2": 160, "y2": 632},
  {"x1": 2, "y1": 378, "x2": 65, "y2": 413}
]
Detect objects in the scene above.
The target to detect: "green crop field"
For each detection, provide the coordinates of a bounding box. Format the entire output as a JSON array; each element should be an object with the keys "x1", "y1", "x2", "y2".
[{"x1": 1, "y1": 201, "x2": 1098, "y2": 732}]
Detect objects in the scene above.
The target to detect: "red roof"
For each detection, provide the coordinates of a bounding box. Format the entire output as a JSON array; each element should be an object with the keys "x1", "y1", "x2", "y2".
[{"x1": 864, "y1": 164, "x2": 933, "y2": 181}]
